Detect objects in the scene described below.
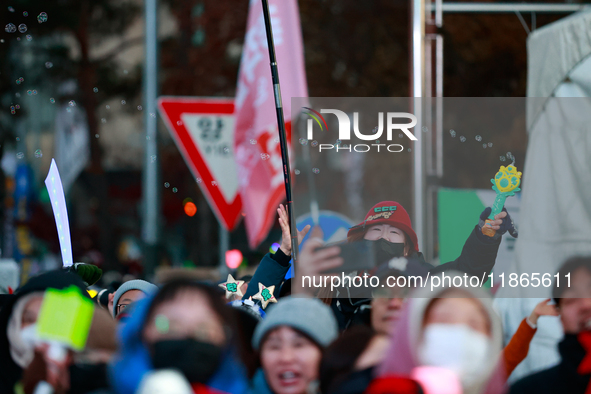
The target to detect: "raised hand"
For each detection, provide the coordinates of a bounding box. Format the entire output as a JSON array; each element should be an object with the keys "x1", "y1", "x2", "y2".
[{"x1": 277, "y1": 204, "x2": 311, "y2": 256}]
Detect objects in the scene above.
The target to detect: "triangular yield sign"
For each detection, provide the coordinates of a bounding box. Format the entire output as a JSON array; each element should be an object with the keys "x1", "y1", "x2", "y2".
[{"x1": 157, "y1": 97, "x2": 242, "y2": 231}]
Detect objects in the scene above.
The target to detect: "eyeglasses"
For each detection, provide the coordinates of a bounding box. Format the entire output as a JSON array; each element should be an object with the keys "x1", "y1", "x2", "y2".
[{"x1": 116, "y1": 303, "x2": 130, "y2": 315}]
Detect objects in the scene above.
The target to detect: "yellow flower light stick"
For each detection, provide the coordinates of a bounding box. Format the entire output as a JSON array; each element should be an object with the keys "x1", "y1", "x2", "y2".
[{"x1": 482, "y1": 163, "x2": 522, "y2": 237}]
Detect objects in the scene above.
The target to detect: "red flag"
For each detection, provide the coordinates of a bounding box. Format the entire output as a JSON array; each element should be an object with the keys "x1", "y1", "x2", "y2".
[{"x1": 233, "y1": 0, "x2": 308, "y2": 249}]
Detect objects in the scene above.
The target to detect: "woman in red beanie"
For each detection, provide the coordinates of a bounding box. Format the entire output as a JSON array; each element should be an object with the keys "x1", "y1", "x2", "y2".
[{"x1": 292, "y1": 200, "x2": 514, "y2": 329}]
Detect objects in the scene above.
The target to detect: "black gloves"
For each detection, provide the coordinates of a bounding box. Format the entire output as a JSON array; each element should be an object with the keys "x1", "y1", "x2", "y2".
[
  {"x1": 67, "y1": 263, "x2": 103, "y2": 287},
  {"x1": 478, "y1": 207, "x2": 518, "y2": 241}
]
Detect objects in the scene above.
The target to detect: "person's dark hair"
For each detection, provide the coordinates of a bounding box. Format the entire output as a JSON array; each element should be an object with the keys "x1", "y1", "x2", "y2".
[
  {"x1": 553, "y1": 256, "x2": 591, "y2": 305},
  {"x1": 231, "y1": 307, "x2": 260, "y2": 378},
  {"x1": 319, "y1": 325, "x2": 376, "y2": 394}
]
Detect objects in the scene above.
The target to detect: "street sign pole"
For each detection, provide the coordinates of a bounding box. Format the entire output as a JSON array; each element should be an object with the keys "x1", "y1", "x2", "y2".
[
  {"x1": 142, "y1": 0, "x2": 159, "y2": 276},
  {"x1": 219, "y1": 223, "x2": 229, "y2": 278}
]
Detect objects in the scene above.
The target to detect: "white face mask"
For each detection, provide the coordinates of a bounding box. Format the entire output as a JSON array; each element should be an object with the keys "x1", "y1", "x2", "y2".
[{"x1": 418, "y1": 324, "x2": 490, "y2": 386}]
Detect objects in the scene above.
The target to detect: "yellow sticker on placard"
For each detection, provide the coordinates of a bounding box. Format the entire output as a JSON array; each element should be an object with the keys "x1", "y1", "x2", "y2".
[{"x1": 36, "y1": 285, "x2": 94, "y2": 351}]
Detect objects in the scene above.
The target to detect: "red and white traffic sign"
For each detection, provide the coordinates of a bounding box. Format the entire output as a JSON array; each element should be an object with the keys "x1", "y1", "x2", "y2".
[{"x1": 157, "y1": 97, "x2": 242, "y2": 231}]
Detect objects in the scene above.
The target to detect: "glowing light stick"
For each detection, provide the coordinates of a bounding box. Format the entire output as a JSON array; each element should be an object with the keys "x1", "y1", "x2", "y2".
[{"x1": 45, "y1": 159, "x2": 73, "y2": 267}]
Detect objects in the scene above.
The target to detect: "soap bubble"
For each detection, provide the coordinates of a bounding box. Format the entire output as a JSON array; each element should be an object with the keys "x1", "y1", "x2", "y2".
[
  {"x1": 45, "y1": 62, "x2": 53, "y2": 69},
  {"x1": 196, "y1": 178, "x2": 202, "y2": 184},
  {"x1": 5, "y1": 23, "x2": 16, "y2": 33},
  {"x1": 249, "y1": 139, "x2": 257, "y2": 145},
  {"x1": 312, "y1": 168, "x2": 320, "y2": 174},
  {"x1": 68, "y1": 100, "x2": 76, "y2": 107},
  {"x1": 26, "y1": 35, "x2": 32, "y2": 41},
  {"x1": 223, "y1": 147, "x2": 230, "y2": 154},
  {"x1": 37, "y1": 12, "x2": 48, "y2": 23},
  {"x1": 137, "y1": 105, "x2": 142, "y2": 110},
  {"x1": 95, "y1": 134, "x2": 99, "y2": 138},
  {"x1": 93, "y1": 87, "x2": 98, "y2": 93},
  {"x1": 34, "y1": 149, "x2": 42, "y2": 158},
  {"x1": 172, "y1": 187, "x2": 178, "y2": 193},
  {"x1": 260, "y1": 153, "x2": 270, "y2": 160},
  {"x1": 475, "y1": 135, "x2": 482, "y2": 141},
  {"x1": 32, "y1": 90, "x2": 37, "y2": 95},
  {"x1": 483, "y1": 143, "x2": 487, "y2": 148},
  {"x1": 449, "y1": 129, "x2": 456, "y2": 137},
  {"x1": 459, "y1": 136, "x2": 466, "y2": 142},
  {"x1": 101, "y1": 118, "x2": 106, "y2": 123},
  {"x1": 164, "y1": 182, "x2": 170, "y2": 188},
  {"x1": 49, "y1": 98, "x2": 55, "y2": 103},
  {"x1": 8, "y1": 7, "x2": 15, "y2": 12},
  {"x1": 23, "y1": 11, "x2": 28, "y2": 16},
  {"x1": 408, "y1": 148, "x2": 412, "y2": 152},
  {"x1": 336, "y1": 139, "x2": 342, "y2": 146},
  {"x1": 121, "y1": 100, "x2": 126, "y2": 105},
  {"x1": 422, "y1": 126, "x2": 429, "y2": 133},
  {"x1": 150, "y1": 112, "x2": 156, "y2": 118},
  {"x1": 16, "y1": 152, "x2": 24, "y2": 159},
  {"x1": 295, "y1": 169, "x2": 300, "y2": 175},
  {"x1": 211, "y1": 181, "x2": 218, "y2": 186},
  {"x1": 311, "y1": 140, "x2": 318, "y2": 147},
  {"x1": 176, "y1": 120, "x2": 182, "y2": 126},
  {"x1": 150, "y1": 155, "x2": 156, "y2": 163},
  {"x1": 106, "y1": 105, "x2": 110, "y2": 109},
  {"x1": 18, "y1": 24, "x2": 27, "y2": 33},
  {"x1": 299, "y1": 138, "x2": 308, "y2": 145},
  {"x1": 15, "y1": 104, "x2": 20, "y2": 109},
  {"x1": 500, "y1": 156, "x2": 506, "y2": 162},
  {"x1": 488, "y1": 142, "x2": 493, "y2": 148}
]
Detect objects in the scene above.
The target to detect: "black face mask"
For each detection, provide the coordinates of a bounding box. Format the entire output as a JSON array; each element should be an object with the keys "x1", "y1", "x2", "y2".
[
  {"x1": 361, "y1": 238, "x2": 406, "y2": 265},
  {"x1": 152, "y1": 339, "x2": 224, "y2": 384}
]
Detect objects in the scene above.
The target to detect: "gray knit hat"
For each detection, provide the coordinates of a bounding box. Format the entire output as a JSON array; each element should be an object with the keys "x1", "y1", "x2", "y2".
[
  {"x1": 252, "y1": 296, "x2": 338, "y2": 350},
  {"x1": 112, "y1": 279, "x2": 158, "y2": 317}
]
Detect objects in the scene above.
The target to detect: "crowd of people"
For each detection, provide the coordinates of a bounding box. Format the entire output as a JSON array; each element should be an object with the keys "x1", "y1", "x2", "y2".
[{"x1": 0, "y1": 200, "x2": 589, "y2": 394}]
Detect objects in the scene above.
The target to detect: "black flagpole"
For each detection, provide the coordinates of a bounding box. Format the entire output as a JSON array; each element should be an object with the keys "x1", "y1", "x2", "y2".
[{"x1": 260, "y1": 0, "x2": 299, "y2": 264}]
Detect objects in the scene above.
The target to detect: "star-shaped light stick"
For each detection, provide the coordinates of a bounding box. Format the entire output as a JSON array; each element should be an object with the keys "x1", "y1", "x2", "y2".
[
  {"x1": 252, "y1": 283, "x2": 277, "y2": 309},
  {"x1": 218, "y1": 274, "x2": 245, "y2": 299}
]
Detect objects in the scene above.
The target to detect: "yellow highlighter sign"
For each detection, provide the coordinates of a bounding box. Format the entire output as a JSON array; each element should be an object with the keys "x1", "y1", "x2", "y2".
[{"x1": 36, "y1": 285, "x2": 94, "y2": 351}]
